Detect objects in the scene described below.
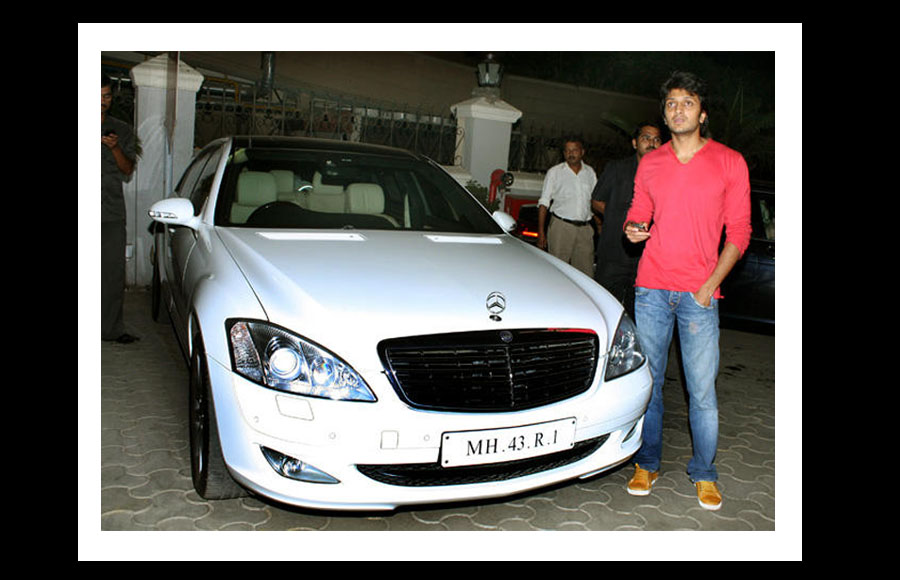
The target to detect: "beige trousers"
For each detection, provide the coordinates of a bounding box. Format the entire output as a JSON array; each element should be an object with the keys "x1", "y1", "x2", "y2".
[{"x1": 547, "y1": 217, "x2": 594, "y2": 277}]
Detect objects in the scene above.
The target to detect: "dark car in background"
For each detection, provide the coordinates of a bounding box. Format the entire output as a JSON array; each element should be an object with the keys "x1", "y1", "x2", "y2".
[{"x1": 719, "y1": 181, "x2": 775, "y2": 332}]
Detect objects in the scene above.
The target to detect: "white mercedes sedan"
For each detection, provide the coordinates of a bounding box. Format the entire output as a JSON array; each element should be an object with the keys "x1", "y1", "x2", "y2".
[{"x1": 148, "y1": 135, "x2": 651, "y2": 511}]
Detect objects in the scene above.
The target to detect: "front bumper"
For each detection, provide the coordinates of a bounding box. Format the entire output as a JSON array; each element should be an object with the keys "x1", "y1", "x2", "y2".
[{"x1": 206, "y1": 353, "x2": 651, "y2": 511}]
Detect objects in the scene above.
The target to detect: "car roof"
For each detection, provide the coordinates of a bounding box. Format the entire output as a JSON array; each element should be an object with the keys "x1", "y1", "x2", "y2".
[
  {"x1": 750, "y1": 180, "x2": 774, "y2": 195},
  {"x1": 228, "y1": 135, "x2": 422, "y2": 160}
]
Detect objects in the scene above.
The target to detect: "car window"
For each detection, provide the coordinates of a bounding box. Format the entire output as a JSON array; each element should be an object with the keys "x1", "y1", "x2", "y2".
[
  {"x1": 174, "y1": 151, "x2": 210, "y2": 200},
  {"x1": 214, "y1": 146, "x2": 502, "y2": 235},
  {"x1": 189, "y1": 147, "x2": 224, "y2": 215}
]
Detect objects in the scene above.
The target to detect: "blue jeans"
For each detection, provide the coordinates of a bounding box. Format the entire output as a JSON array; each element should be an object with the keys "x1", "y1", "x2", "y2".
[{"x1": 632, "y1": 287, "x2": 720, "y2": 482}]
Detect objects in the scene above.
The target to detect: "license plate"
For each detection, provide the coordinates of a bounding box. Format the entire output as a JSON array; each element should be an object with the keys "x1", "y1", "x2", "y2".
[{"x1": 441, "y1": 418, "x2": 577, "y2": 468}]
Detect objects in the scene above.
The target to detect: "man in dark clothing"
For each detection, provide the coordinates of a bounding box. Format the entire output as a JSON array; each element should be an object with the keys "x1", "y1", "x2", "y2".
[
  {"x1": 101, "y1": 74, "x2": 138, "y2": 343},
  {"x1": 591, "y1": 123, "x2": 662, "y2": 318}
]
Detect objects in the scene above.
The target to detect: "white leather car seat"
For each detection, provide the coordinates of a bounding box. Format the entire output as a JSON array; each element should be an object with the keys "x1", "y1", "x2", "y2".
[
  {"x1": 270, "y1": 170, "x2": 309, "y2": 208},
  {"x1": 308, "y1": 172, "x2": 347, "y2": 213},
  {"x1": 231, "y1": 171, "x2": 278, "y2": 224},
  {"x1": 346, "y1": 183, "x2": 399, "y2": 227}
]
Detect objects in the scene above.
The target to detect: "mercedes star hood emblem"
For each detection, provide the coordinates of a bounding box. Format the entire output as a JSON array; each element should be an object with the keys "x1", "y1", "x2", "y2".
[{"x1": 486, "y1": 291, "x2": 506, "y2": 321}]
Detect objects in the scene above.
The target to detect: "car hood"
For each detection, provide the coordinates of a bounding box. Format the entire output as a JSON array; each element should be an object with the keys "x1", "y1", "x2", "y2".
[{"x1": 216, "y1": 228, "x2": 612, "y2": 361}]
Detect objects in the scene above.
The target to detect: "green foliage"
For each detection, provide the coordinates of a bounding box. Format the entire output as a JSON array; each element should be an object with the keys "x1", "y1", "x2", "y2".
[{"x1": 465, "y1": 179, "x2": 500, "y2": 213}]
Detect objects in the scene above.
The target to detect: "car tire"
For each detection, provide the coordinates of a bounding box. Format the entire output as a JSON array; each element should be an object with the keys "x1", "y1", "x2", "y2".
[{"x1": 189, "y1": 329, "x2": 246, "y2": 500}]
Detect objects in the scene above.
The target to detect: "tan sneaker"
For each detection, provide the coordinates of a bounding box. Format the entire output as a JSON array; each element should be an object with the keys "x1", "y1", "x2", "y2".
[
  {"x1": 696, "y1": 481, "x2": 722, "y2": 510},
  {"x1": 626, "y1": 464, "x2": 658, "y2": 496}
]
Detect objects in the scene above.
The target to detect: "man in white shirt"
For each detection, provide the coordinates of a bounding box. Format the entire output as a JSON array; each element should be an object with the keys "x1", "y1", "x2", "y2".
[{"x1": 537, "y1": 139, "x2": 597, "y2": 276}]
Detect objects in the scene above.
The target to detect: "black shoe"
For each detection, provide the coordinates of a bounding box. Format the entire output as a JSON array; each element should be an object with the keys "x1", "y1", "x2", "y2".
[{"x1": 114, "y1": 333, "x2": 140, "y2": 344}]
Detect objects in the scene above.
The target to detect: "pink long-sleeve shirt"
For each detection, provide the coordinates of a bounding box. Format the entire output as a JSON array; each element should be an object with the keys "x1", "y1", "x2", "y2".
[{"x1": 625, "y1": 139, "x2": 752, "y2": 299}]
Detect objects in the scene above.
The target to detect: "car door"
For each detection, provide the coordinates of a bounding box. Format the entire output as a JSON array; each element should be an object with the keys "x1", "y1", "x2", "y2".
[
  {"x1": 165, "y1": 148, "x2": 218, "y2": 335},
  {"x1": 177, "y1": 145, "x2": 226, "y2": 325}
]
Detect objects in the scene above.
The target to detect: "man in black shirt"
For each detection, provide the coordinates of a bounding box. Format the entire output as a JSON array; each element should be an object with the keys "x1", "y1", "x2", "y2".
[
  {"x1": 591, "y1": 123, "x2": 661, "y2": 318},
  {"x1": 101, "y1": 74, "x2": 138, "y2": 343}
]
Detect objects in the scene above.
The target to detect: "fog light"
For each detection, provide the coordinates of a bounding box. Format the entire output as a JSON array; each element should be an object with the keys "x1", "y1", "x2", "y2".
[{"x1": 261, "y1": 447, "x2": 339, "y2": 484}]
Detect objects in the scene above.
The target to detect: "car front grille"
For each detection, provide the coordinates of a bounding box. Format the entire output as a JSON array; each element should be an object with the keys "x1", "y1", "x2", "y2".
[
  {"x1": 378, "y1": 329, "x2": 599, "y2": 412},
  {"x1": 357, "y1": 435, "x2": 608, "y2": 487}
]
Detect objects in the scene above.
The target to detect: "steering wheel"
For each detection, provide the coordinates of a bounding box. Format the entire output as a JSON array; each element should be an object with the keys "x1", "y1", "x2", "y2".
[{"x1": 246, "y1": 201, "x2": 306, "y2": 226}]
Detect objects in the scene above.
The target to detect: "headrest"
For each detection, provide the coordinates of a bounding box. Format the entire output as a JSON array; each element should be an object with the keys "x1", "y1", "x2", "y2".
[
  {"x1": 347, "y1": 183, "x2": 385, "y2": 214},
  {"x1": 236, "y1": 171, "x2": 277, "y2": 205},
  {"x1": 269, "y1": 170, "x2": 295, "y2": 193}
]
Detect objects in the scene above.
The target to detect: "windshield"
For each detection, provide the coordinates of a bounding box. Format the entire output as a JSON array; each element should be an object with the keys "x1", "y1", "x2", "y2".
[{"x1": 214, "y1": 145, "x2": 502, "y2": 235}]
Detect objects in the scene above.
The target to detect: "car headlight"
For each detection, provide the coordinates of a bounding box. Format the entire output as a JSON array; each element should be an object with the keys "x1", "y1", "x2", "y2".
[
  {"x1": 604, "y1": 312, "x2": 646, "y2": 381},
  {"x1": 227, "y1": 320, "x2": 376, "y2": 402}
]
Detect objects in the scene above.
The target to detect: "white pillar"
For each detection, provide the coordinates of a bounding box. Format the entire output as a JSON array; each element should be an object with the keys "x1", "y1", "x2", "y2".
[
  {"x1": 450, "y1": 94, "x2": 522, "y2": 189},
  {"x1": 127, "y1": 54, "x2": 204, "y2": 287}
]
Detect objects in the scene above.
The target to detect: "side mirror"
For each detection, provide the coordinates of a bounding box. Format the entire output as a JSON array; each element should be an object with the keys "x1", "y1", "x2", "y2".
[
  {"x1": 491, "y1": 210, "x2": 517, "y2": 233},
  {"x1": 148, "y1": 198, "x2": 200, "y2": 230}
]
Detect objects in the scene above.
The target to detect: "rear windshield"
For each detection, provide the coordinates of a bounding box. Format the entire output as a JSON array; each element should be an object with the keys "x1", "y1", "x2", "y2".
[{"x1": 214, "y1": 146, "x2": 502, "y2": 235}]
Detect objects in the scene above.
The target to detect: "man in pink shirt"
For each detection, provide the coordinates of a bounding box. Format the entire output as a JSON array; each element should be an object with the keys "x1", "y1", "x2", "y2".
[{"x1": 623, "y1": 72, "x2": 751, "y2": 511}]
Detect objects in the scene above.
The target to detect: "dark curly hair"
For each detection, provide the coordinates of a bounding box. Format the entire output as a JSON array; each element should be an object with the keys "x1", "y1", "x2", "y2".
[{"x1": 660, "y1": 71, "x2": 710, "y2": 137}]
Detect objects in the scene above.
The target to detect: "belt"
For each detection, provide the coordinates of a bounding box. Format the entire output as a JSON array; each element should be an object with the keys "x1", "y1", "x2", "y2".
[{"x1": 551, "y1": 213, "x2": 592, "y2": 227}]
